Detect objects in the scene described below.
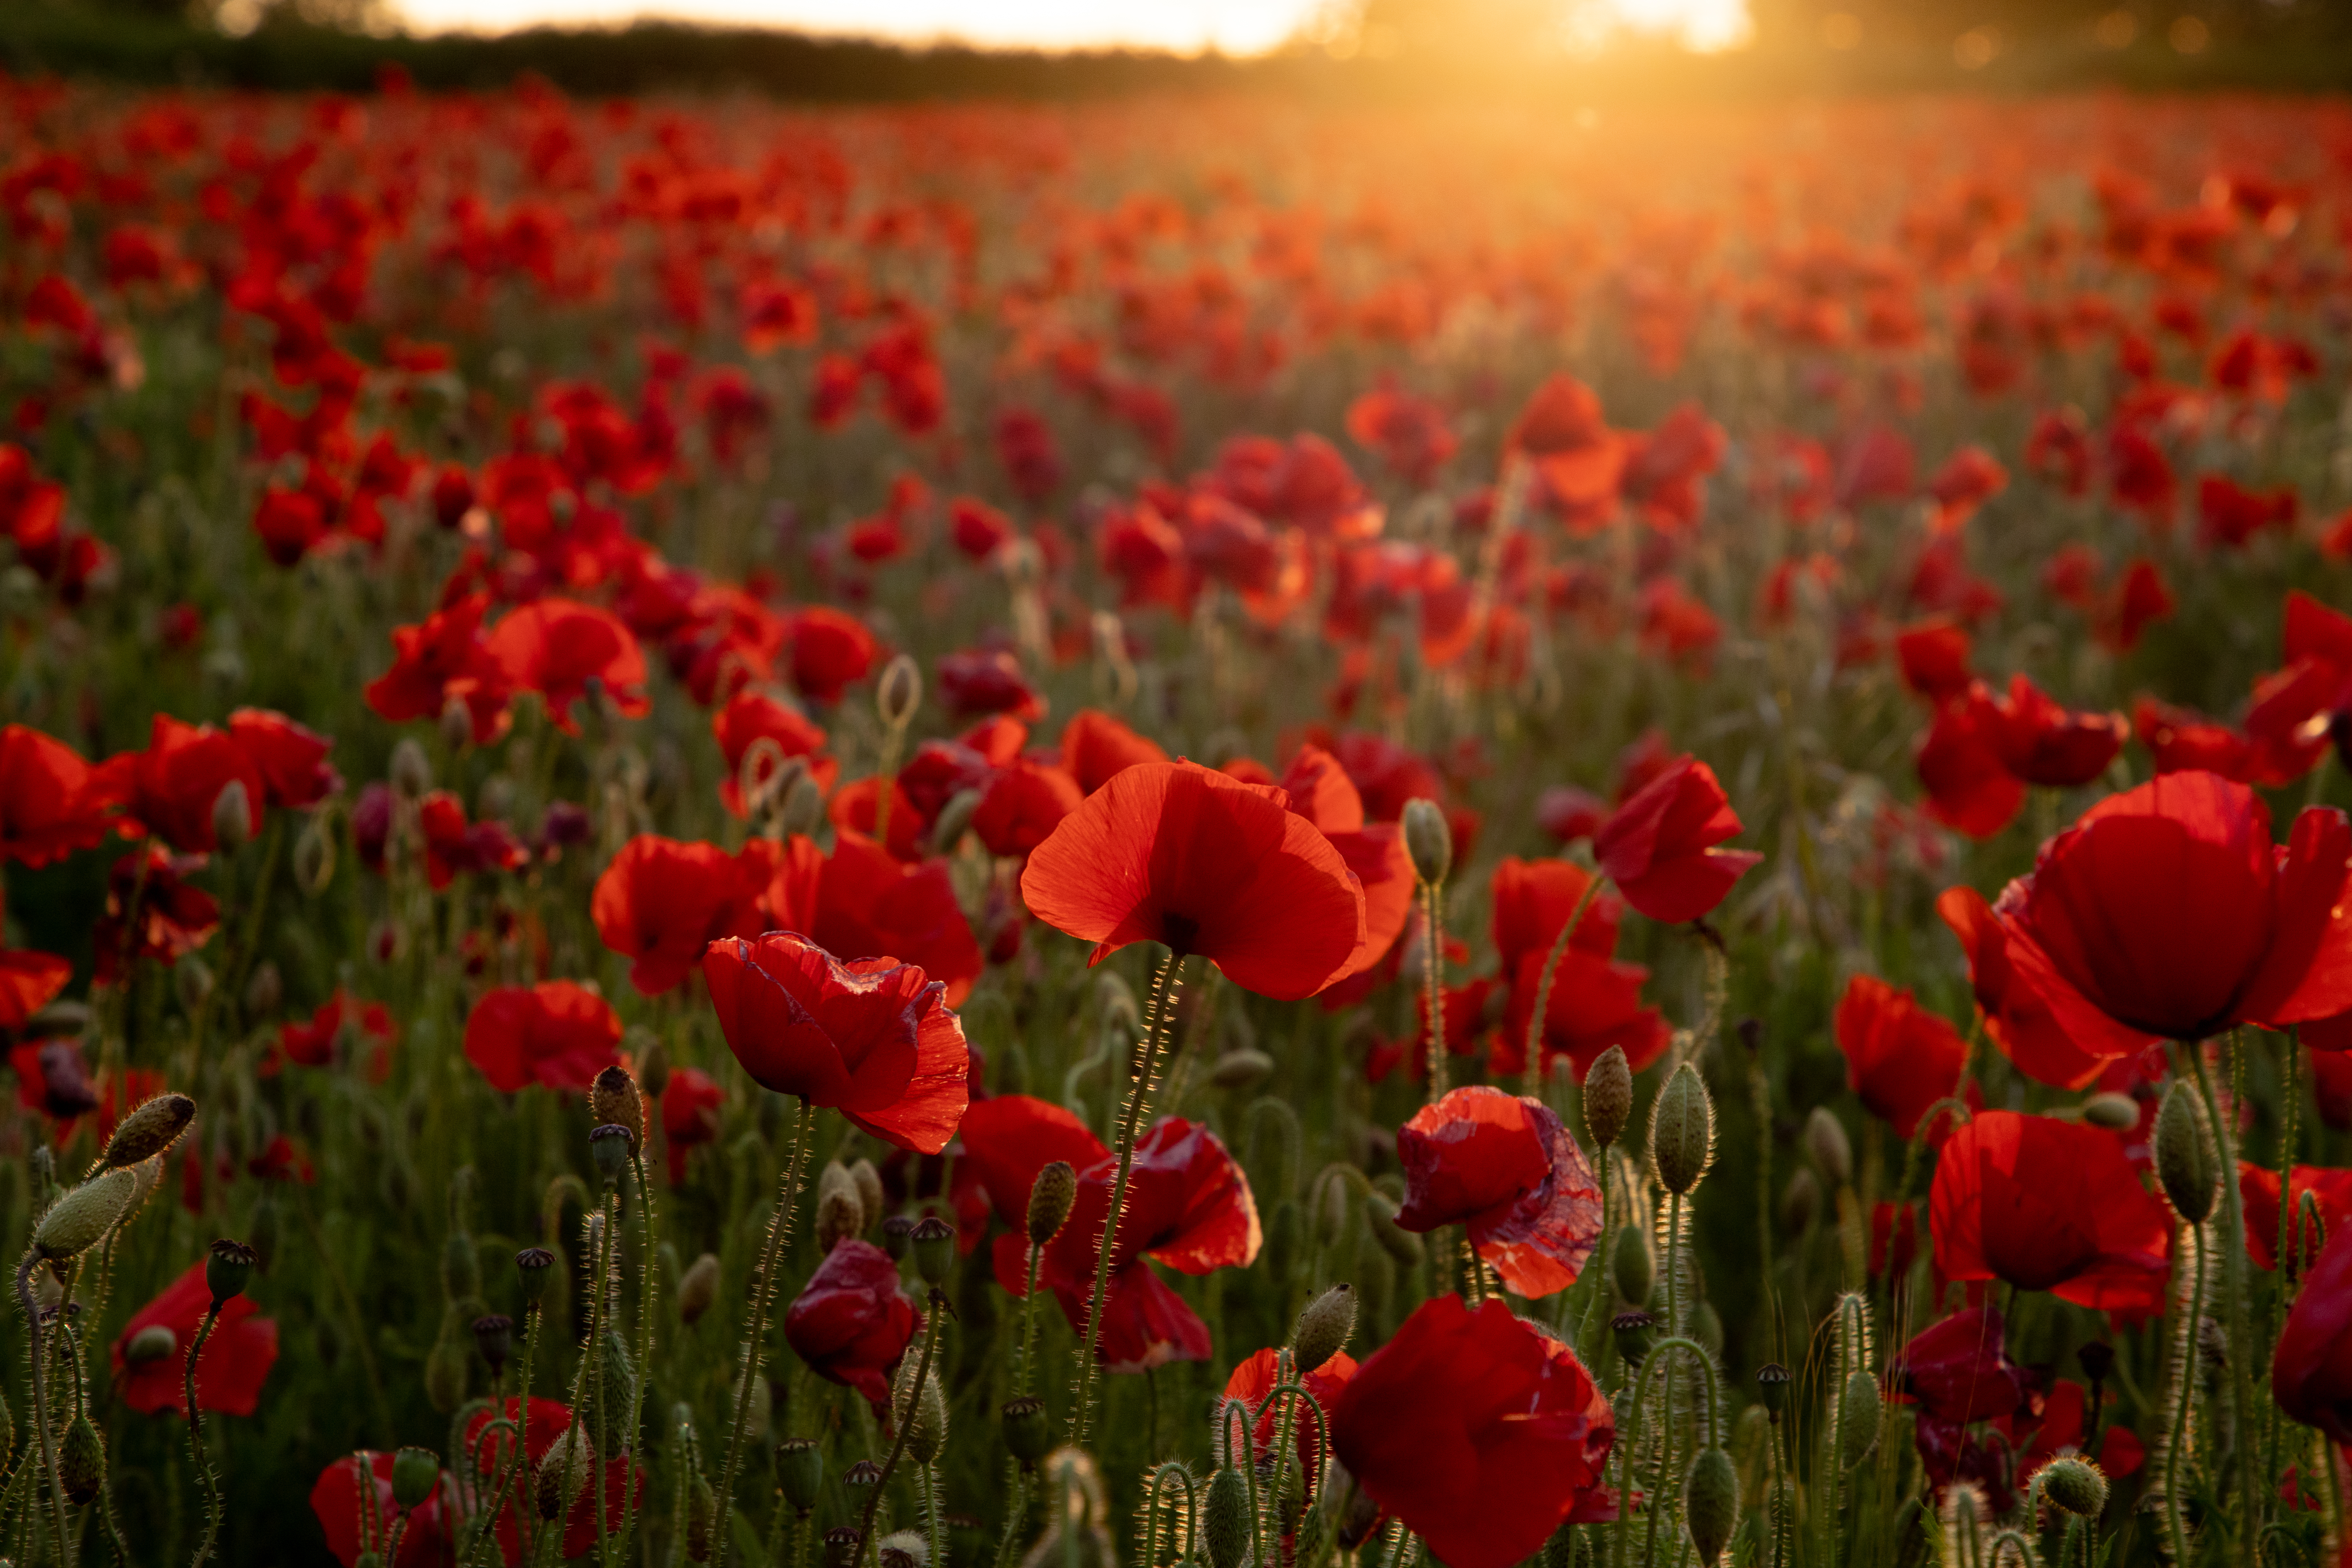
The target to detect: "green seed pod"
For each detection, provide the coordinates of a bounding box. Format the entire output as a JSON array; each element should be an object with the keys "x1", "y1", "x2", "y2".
[
  {"x1": 910, "y1": 1215, "x2": 955, "y2": 1286},
  {"x1": 2081, "y1": 1091, "x2": 2140, "y2": 1131},
  {"x1": 777, "y1": 1437, "x2": 825, "y2": 1513},
  {"x1": 60, "y1": 1414, "x2": 104, "y2": 1505},
  {"x1": 2155, "y1": 1082, "x2": 2217, "y2": 1225},
  {"x1": 1804, "y1": 1107, "x2": 1852, "y2": 1188},
  {"x1": 515, "y1": 1247, "x2": 556, "y2": 1304},
  {"x1": 1203, "y1": 1467, "x2": 1252, "y2": 1568},
  {"x1": 1837, "y1": 1369, "x2": 1882, "y2": 1469},
  {"x1": 1401, "y1": 798, "x2": 1452, "y2": 886},
  {"x1": 877, "y1": 655, "x2": 922, "y2": 730},
  {"x1": 1583, "y1": 1046, "x2": 1633, "y2": 1150},
  {"x1": 1264, "y1": 1198, "x2": 1302, "y2": 1288},
  {"x1": 589, "y1": 1123, "x2": 633, "y2": 1184},
  {"x1": 930, "y1": 787, "x2": 983, "y2": 854},
  {"x1": 1027, "y1": 1161, "x2": 1077, "y2": 1246},
  {"x1": 206, "y1": 1239, "x2": 258, "y2": 1306},
  {"x1": 1651, "y1": 1065, "x2": 1714, "y2": 1196},
  {"x1": 1613, "y1": 1309, "x2": 1656, "y2": 1366},
  {"x1": 686, "y1": 1474, "x2": 718, "y2": 1563},
  {"x1": 2039, "y1": 1454, "x2": 2109, "y2": 1517},
  {"x1": 35, "y1": 1168, "x2": 138, "y2": 1260},
  {"x1": 1002, "y1": 1396, "x2": 1053, "y2": 1466},
  {"x1": 1683, "y1": 1446, "x2": 1740, "y2": 1565},
  {"x1": 125, "y1": 1323, "x2": 177, "y2": 1365},
  {"x1": 104, "y1": 1093, "x2": 196, "y2": 1168},
  {"x1": 472, "y1": 1313, "x2": 514, "y2": 1374},
  {"x1": 391, "y1": 1447, "x2": 440, "y2": 1510},
  {"x1": 1292, "y1": 1283, "x2": 1357, "y2": 1375},
  {"x1": 1755, "y1": 1362, "x2": 1791, "y2": 1417},
  {"x1": 1612, "y1": 1215, "x2": 1655, "y2": 1306},
  {"x1": 891, "y1": 1356, "x2": 946, "y2": 1466},
  {"x1": 677, "y1": 1252, "x2": 721, "y2": 1326},
  {"x1": 881, "y1": 1214, "x2": 915, "y2": 1259},
  {"x1": 1364, "y1": 1193, "x2": 1425, "y2": 1267},
  {"x1": 825, "y1": 1527, "x2": 865, "y2": 1568}
]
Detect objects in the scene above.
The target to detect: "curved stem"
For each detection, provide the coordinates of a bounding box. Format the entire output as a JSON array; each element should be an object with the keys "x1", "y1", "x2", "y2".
[
  {"x1": 717, "y1": 1096, "x2": 815, "y2": 1565},
  {"x1": 857, "y1": 1290, "x2": 944, "y2": 1565},
  {"x1": 2187, "y1": 1040, "x2": 2258, "y2": 1548},
  {"x1": 1422, "y1": 881, "x2": 1449, "y2": 1099},
  {"x1": 17, "y1": 1255, "x2": 73, "y2": 1568},
  {"x1": 184, "y1": 1303, "x2": 225, "y2": 1567},
  {"x1": 1611, "y1": 1337, "x2": 1719, "y2": 1568},
  {"x1": 1522, "y1": 878, "x2": 1602, "y2": 1098},
  {"x1": 2162, "y1": 1219, "x2": 2207, "y2": 1568}
]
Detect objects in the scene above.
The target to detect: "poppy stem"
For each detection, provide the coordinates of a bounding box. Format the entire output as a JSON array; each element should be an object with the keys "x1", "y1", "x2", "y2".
[
  {"x1": 1522, "y1": 878, "x2": 1603, "y2": 1099},
  {"x1": 716, "y1": 1095, "x2": 814, "y2": 1568},
  {"x1": 1612, "y1": 1337, "x2": 1717, "y2": 1568},
  {"x1": 185, "y1": 1300, "x2": 226, "y2": 1568},
  {"x1": 1574, "y1": 1152, "x2": 1613, "y2": 1355},
  {"x1": 857, "y1": 1288, "x2": 944, "y2": 1566},
  {"x1": 616, "y1": 1147, "x2": 660, "y2": 1559},
  {"x1": 1016, "y1": 1243, "x2": 1044, "y2": 1398},
  {"x1": 2266, "y1": 1033, "x2": 2301, "y2": 1501},
  {"x1": 1071, "y1": 946, "x2": 1184, "y2": 1450},
  {"x1": 2160, "y1": 1217, "x2": 2206, "y2": 1568},
  {"x1": 17, "y1": 1254, "x2": 74, "y2": 1568},
  {"x1": 590, "y1": 1190, "x2": 616, "y2": 1565},
  {"x1": 1422, "y1": 882, "x2": 1448, "y2": 1099},
  {"x1": 2186, "y1": 1039, "x2": 2258, "y2": 1544}
]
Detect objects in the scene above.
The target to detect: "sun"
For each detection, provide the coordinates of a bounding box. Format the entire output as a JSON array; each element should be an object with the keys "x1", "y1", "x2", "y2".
[{"x1": 1597, "y1": 0, "x2": 1753, "y2": 52}]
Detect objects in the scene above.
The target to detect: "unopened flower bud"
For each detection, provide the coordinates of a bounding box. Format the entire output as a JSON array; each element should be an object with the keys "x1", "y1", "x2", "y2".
[
  {"x1": 293, "y1": 813, "x2": 336, "y2": 894},
  {"x1": 104, "y1": 1093, "x2": 196, "y2": 1168},
  {"x1": 776, "y1": 1438, "x2": 825, "y2": 1513},
  {"x1": 206, "y1": 1238, "x2": 257, "y2": 1306},
  {"x1": 243, "y1": 961, "x2": 283, "y2": 1018},
  {"x1": 211, "y1": 780, "x2": 253, "y2": 853},
  {"x1": 125, "y1": 1324, "x2": 176, "y2": 1364},
  {"x1": 1838, "y1": 1369, "x2": 1882, "y2": 1469},
  {"x1": 877, "y1": 655, "x2": 922, "y2": 730},
  {"x1": 440, "y1": 696, "x2": 475, "y2": 752},
  {"x1": 1364, "y1": 1192, "x2": 1425, "y2": 1266},
  {"x1": 1583, "y1": 1045, "x2": 1632, "y2": 1150},
  {"x1": 892, "y1": 1357, "x2": 947, "y2": 1464},
  {"x1": 473, "y1": 1314, "x2": 514, "y2": 1374},
  {"x1": 815, "y1": 1162, "x2": 864, "y2": 1253},
  {"x1": 1756, "y1": 1362, "x2": 1791, "y2": 1416},
  {"x1": 1400, "y1": 798, "x2": 1452, "y2": 886},
  {"x1": 515, "y1": 1247, "x2": 556, "y2": 1304},
  {"x1": 1651, "y1": 1065, "x2": 1714, "y2": 1196},
  {"x1": 2081, "y1": 1091, "x2": 2139, "y2": 1131},
  {"x1": 536, "y1": 1427, "x2": 595, "y2": 1519},
  {"x1": 780, "y1": 770, "x2": 825, "y2": 838},
  {"x1": 1613, "y1": 1309, "x2": 1656, "y2": 1366},
  {"x1": 1204, "y1": 1466, "x2": 1252, "y2": 1568},
  {"x1": 2038, "y1": 1454, "x2": 2109, "y2": 1518},
  {"x1": 589, "y1": 1123, "x2": 633, "y2": 1184},
  {"x1": 1612, "y1": 1221, "x2": 1655, "y2": 1308},
  {"x1": 636, "y1": 1036, "x2": 672, "y2": 1102},
  {"x1": 1780, "y1": 1167, "x2": 1821, "y2": 1235},
  {"x1": 1804, "y1": 1106, "x2": 1852, "y2": 1187},
  {"x1": 591, "y1": 1067, "x2": 645, "y2": 1145},
  {"x1": 175, "y1": 956, "x2": 214, "y2": 1015},
  {"x1": 1323, "y1": 1459, "x2": 1382, "y2": 1549},
  {"x1": 1292, "y1": 1283, "x2": 1356, "y2": 1375},
  {"x1": 1209, "y1": 1049, "x2": 1275, "y2": 1090},
  {"x1": 910, "y1": 1214, "x2": 956, "y2": 1286},
  {"x1": 880, "y1": 1214, "x2": 915, "y2": 1259},
  {"x1": 1027, "y1": 1161, "x2": 1077, "y2": 1247},
  {"x1": 389, "y1": 737, "x2": 433, "y2": 799},
  {"x1": 930, "y1": 788, "x2": 982, "y2": 854},
  {"x1": 392, "y1": 1447, "x2": 440, "y2": 1510},
  {"x1": 60, "y1": 1414, "x2": 104, "y2": 1505},
  {"x1": 677, "y1": 1252, "x2": 721, "y2": 1325},
  {"x1": 36, "y1": 1168, "x2": 138, "y2": 1260},
  {"x1": 1684, "y1": 1446, "x2": 1740, "y2": 1565},
  {"x1": 2155, "y1": 1082, "x2": 2216, "y2": 1225}
]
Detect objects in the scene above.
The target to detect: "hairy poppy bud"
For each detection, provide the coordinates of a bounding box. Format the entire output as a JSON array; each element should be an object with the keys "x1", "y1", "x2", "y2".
[
  {"x1": 389, "y1": 737, "x2": 433, "y2": 799},
  {"x1": 175, "y1": 956, "x2": 213, "y2": 1015},
  {"x1": 891, "y1": 1357, "x2": 947, "y2": 1464},
  {"x1": 1002, "y1": 1396, "x2": 1053, "y2": 1466},
  {"x1": 880, "y1": 1213, "x2": 915, "y2": 1259},
  {"x1": 104, "y1": 1093, "x2": 196, "y2": 1169},
  {"x1": 777, "y1": 1438, "x2": 825, "y2": 1513},
  {"x1": 1612, "y1": 1219, "x2": 1655, "y2": 1307},
  {"x1": 1691, "y1": 1300, "x2": 1724, "y2": 1357},
  {"x1": 677, "y1": 1252, "x2": 721, "y2": 1325},
  {"x1": 636, "y1": 1036, "x2": 672, "y2": 1102},
  {"x1": 1756, "y1": 1362, "x2": 1791, "y2": 1417},
  {"x1": 1613, "y1": 1309, "x2": 1656, "y2": 1366},
  {"x1": 1804, "y1": 1106, "x2": 1852, "y2": 1187},
  {"x1": 392, "y1": 1447, "x2": 440, "y2": 1510},
  {"x1": 1401, "y1": 798, "x2": 1452, "y2": 887},
  {"x1": 1323, "y1": 1459, "x2": 1382, "y2": 1550},
  {"x1": 849, "y1": 1160, "x2": 885, "y2": 1229},
  {"x1": 125, "y1": 1323, "x2": 177, "y2": 1364},
  {"x1": 1780, "y1": 1167, "x2": 1821, "y2": 1235},
  {"x1": 60, "y1": 1415, "x2": 104, "y2": 1505},
  {"x1": 1292, "y1": 1283, "x2": 1356, "y2": 1375},
  {"x1": 590, "y1": 1067, "x2": 644, "y2": 1145},
  {"x1": 1027, "y1": 1161, "x2": 1077, "y2": 1247},
  {"x1": 1652, "y1": 1065, "x2": 1714, "y2": 1196},
  {"x1": 2038, "y1": 1454, "x2": 2108, "y2": 1517},
  {"x1": 243, "y1": 961, "x2": 283, "y2": 1019},
  {"x1": 2155, "y1": 1082, "x2": 2216, "y2": 1224},
  {"x1": 877, "y1": 655, "x2": 922, "y2": 730},
  {"x1": 816, "y1": 1162, "x2": 865, "y2": 1253},
  {"x1": 780, "y1": 769, "x2": 825, "y2": 838},
  {"x1": 537, "y1": 1428, "x2": 595, "y2": 1519},
  {"x1": 211, "y1": 780, "x2": 252, "y2": 854},
  {"x1": 36, "y1": 1168, "x2": 138, "y2": 1260},
  {"x1": 473, "y1": 1314, "x2": 514, "y2": 1374},
  {"x1": 1209, "y1": 1048, "x2": 1275, "y2": 1090},
  {"x1": 2081, "y1": 1091, "x2": 2139, "y2": 1130},
  {"x1": 293, "y1": 813, "x2": 336, "y2": 894},
  {"x1": 1684, "y1": 1446, "x2": 1740, "y2": 1565},
  {"x1": 910, "y1": 1215, "x2": 955, "y2": 1286},
  {"x1": 206, "y1": 1238, "x2": 257, "y2": 1306},
  {"x1": 440, "y1": 695, "x2": 475, "y2": 753},
  {"x1": 1583, "y1": 1046, "x2": 1632, "y2": 1150},
  {"x1": 930, "y1": 788, "x2": 982, "y2": 854},
  {"x1": 515, "y1": 1247, "x2": 556, "y2": 1304},
  {"x1": 1204, "y1": 1467, "x2": 1252, "y2": 1568},
  {"x1": 589, "y1": 1123, "x2": 633, "y2": 1184},
  {"x1": 1364, "y1": 1192, "x2": 1425, "y2": 1267},
  {"x1": 1837, "y1": 1369, "x2": 1881, "y2": 1469}
]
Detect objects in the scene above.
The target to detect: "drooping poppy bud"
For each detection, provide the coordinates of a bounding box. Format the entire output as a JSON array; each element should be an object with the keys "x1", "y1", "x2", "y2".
[
  {"x1": 60, "y1": 1415, "x2": 104, "y2": 1505},
  {"x1": 1203, "y1": 1467, "x2": 1251, "y2": 1568},
  {"x1": 211, "y1": 780, "x2": 252, "y2": 854},
  {"x1": 1806, "y1": 1106, "x2": 1853, "y2": 1186},
  {"x1": 36, "y1": 1168, "x2": 138, "y2": 1260},
  {"x1": 677, "y1": 1253, "x2": 721, "y2": 1325},
  {"x1": 877, "y1": 655, "x2": 922, "y2": 730}
]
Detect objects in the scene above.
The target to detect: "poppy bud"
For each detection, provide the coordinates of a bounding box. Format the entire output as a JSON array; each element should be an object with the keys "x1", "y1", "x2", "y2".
[
  {"x1": 2155, "y1": 1082, "x2": 2216, "y2": 1224},
  {"x1": 36, "y1": 1168, "x2": 138, "y2": 1260},
  {"x1": 1837, "y1": 1369, "x2": 1881, "y2": 1469},
  {"x1": 589, "y1": 1123, "x2": 633, "y2": 1184},
  {"x1": 537, "y1": 1427, "x2": 595, "y2": 1519},
  {"x1": 206, "y1": 1238, "x2": 257, "y2": 1307},
  {"x1": 1691, "y1": 1300, "x2": 1724, "y2": 1357},
  {"x1": 846, "y1": 1157, "x2": 883, "y2": 1224},
  {"x1": 1804, "y1": 1106, "x2": 1852, "y2": 1187},
  {"x1": 892, "y1": 1357, "x2": 947, "y2": 1464},
  {"x1": 877, "y1": 655, "x2": 922, "y2": 730},
  {"x1": 1613, "y1": 1309, "x2": 1656, "y2": 1366},
  {"x1": 104, "y1": 1093, "x2": 196, "y2": 1169},
  {"x1": 880, "y1": 1213, "x2": 915, "y2": 1259},
  {"x1": 440, "y1": 696, "x2": 475, "y2": 753},
  {"x1": 780, "y1": 769, "x2": 825, "y2": 838},
  {"x1": 2038, "y1": 1454, "x2": 2108, "y2": 1519},
  {"x1": 2081, "y1": 1091, "x2": 2139, "y2": 1130},
  {"x1": 515, "y1": 1247, "x2": 556, "y2": 1304},
  {"x1": 1612, "y1": 1221, "x2": 1655, "y2": 1307},
  {"x1": 1322, "y1": 1459, "x2": 1382, "y2": 1550},
  {"x1": 211, "y1": 780, "x2": 252, "y2": 854},
  {"x1": 1203, "y1": 1467, "x2": 1251, "y2": 1568},
  {"x1": 910, "y1": 1214, "x2": 955, "y2": 1286},
  {"x1": 243, "y1": 961, "x2": 283, "y2": 1019},
  {"x1": 930, "y1": 788, "x2": 983, "y2": 855},
  {"x1": 60, "y1": 1415, "x2": 104, "y2": 1505},
  {"x1": 1002, "y1": 1395, "x2": 1053, "y2": 1466},
  {"x1": 1292, "y1": 1283, "x2": 1356, "y2": 1375},
  {"x1": 391, "y1": 1447, "x2": 440, "y2": 1510},
  {"x1": 1780, "y1": 1167, "x2": 1820, "y2": 1235},
  {"x1": 1401, "y1": 798, "x2": 1452, "y2": 887},
  {"x1": 293, "y1": 814, "x2": 336, "y2": 894},
  {"x1": 1683, "y1": 1446, "x2": 1740, "y2": 1565},
  {"x1": 1209, "y1": 1049, "x2": 1275, "y2": 1090},
  {"x1": 1364, "y1": 1192, "x2": 1425, "y2": 1267},
  {"x1": 824, "y1": 1527, "x2": 864, "y2": 1568},
  {"x1": 1027, "y1": 1161, "x2": 1077, "y2": 1247},
  {"x1": 590, "y1": 1067, "x2": 645, "y2": 1145},
  {"x1": 815, "y1": 1162, "x2": 864, "y2": 1252},
  {"x1": 1652, "y1": 1065, "x2": 1714, "y2": 1196},
  {"x1": 175, "y1": 957, "x2": 214, "y2": 1015},
  {"x1": 636, "y1": 1036, "x2": 672, "y2": 1102},
  {"x1": 125, "y1": 1324, "x2": 176, "y2": 1365},
  {"x1": 389, "y1": 737, "x2": 433, "y2": 799},
  {"x1": 678, "y1": 1252, "x2": 721, "y2": 1325},
  {"x1": 1583, "y1": 1046, "x2": 1632, "y2": 1150},
  {"x1": 684, "y1": 1473, "x2": 718, "y2": 1562},
  {"x1": 473, "y1": 1313, "x2": 514, "y2": 1374},
  {"x1": 1756, "y1": 1362, "x2": 1790, "y2": 1417}
]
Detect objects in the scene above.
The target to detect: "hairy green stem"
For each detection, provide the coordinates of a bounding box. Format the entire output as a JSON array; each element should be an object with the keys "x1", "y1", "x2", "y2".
[
  {"x1": 857, "y1": 1290, "x2": 943, "y2": 1565},
  {"x1": 2162, "y1": 1219, "x2": 2207, "y2": 1568},
  {"x1": 184, "y1": 1303, "x2": 225, "y2": 1567},
  {"x1": 716, "y1": 1096, "x2": 814, "y2": 1565},
  {"x1": 17, "y1": 1255, "x2": 73, "y2": 1568},
  {"x1": 1522, "y1": 878, "x2": 1602, "y2": 1098}
]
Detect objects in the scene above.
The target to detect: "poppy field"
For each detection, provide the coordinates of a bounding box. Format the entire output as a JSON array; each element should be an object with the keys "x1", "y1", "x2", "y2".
[{"x1": 5, "y1": 71, "x2": 2352, "y2": 1568}]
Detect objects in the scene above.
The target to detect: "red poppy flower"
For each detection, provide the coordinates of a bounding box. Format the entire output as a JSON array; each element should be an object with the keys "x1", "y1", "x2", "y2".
[
  {"x1": 1871, "y1": 1200, "x2": 1920, "y2": 1280},
  {"x1": 1328, "y1": 1294, "x2": 1616, "y2": 1568},
  {"x1": 0, "y1": 937, "x2": 68, "y2": 1031},
  {"x1": 1915, "y1": 695, "x2": 2024, "y2": 840},
  {"x1": 1488, "y1": 856, "x2": 1667, "y2": 1078},
  {"x1": 1928, "y1": 1111, "x2": 2171, "y2": 1313},
  {"x1": 1224, "y1": 1345, "x2": 1359, "y2": 1476},
  {"x1": 1997, "y1": 1379, "x2": 2144, "y2": 1488},
  {"x1": 938, "y1": 649, "x2": 1046, "y2": 723},
  {"x1": 310, "y1": 1451, "x2": 455, "y2": 1568},
  {"x1": 1057, "y1": 709, "x2": 1170, "y2": 795},
  {"x1": 417, "y1": 792, "x2": 529, "y2": 890},
  {"x1": 1279, "y1": 745, "x2": 1413, "y2": 980},
  {"x1": 812, "y1": 830, "x2": 984, "y2": 1006},
  {"x1": 1937, "y1": 886, "x2": 2150, "y2": 1090},
  {"x1": 786, "y1": 607, "x2": 880, "y2": 705},
  {"x1": 1592, "y1": 756, "x2": 1760, "y2": 924},
  {"x1": 1886, "y1": 1306, "x2": 2030, "y2": 1424},
  {"x1": 461, "y1": 1396, "x2": 634, "y2": 1562},
  {"x1": 592, "y1": 835, "x2": 773, "y2": 995},
  {"x1": 486, "y1": 598, "x2": 650, "y2": 735},
  {"x1": 1394, "y1": 1087, "x2": 1601, "y2": 1298},
  {"x1": 364, "y1": 593, "x2": 512, "y2": 745},
  {"x1": 226, "y1": 708, "x2": 339, "y2": 809},
  {"x1": 1020, "y1": 760, "x2": 1366, "y2": 1000},
  {"x1": 2239, "y1": 1162, "x2": 2352, "y2": 1272},
  {"x1": 11, "y1": 1039, "x2": 99, "y2": 1123},
  {"x1": 277, "y1": 991, "x2": 397, "y2": 1077},
  {"x1": 1834, "y1": 975, "x2": 1968, "y2": 1140},
  {"x1": 111, "y1": 1260, "x2": 278, "y2": 1417},
  {"x1": 971, "y1": 758, "x2": 1082, "y2": 858},
  {"x1": 1505, "y1": 374, "x2": 1626, "y2": 522},
  {"x1": 2097, "y1": 558, "x2": 2175, "y2": 653},
  {"x1": 94, "y1": 846, "x2": 219, "y2": 983},
  {"x1": 2278, "y1": 1216, "x2": 2352, "y2": 1444},
  {"x1": 97, "y1": 714, "x2": 262, "y2": 854},
  {"x1": 711, "y1": 928, "x2": 961, "y2": 1136},
  {"x1": 1535, "y1": 785, "x2": 1608, "y2": 845},
  {"x1": 954, "y1": 1093, "x2": 1111, "y2": 1235},
  {"x1": 1977, "y1": 770, "x2": 2352, "y2": 1046},
  {"x1": 712, "y1": 689, "x2": 832, "y2": 817},
  {"x1": 0, "y1": 724, "x2": 122, "y2": 865},
  {"x1": 783, "y1": 1238, "x2": 920, "y2": 1406},
  {"x1": 1981, "y1": 676, "x2": 2126, "y2": 789},
  {"x1": 462, "y1": 982, "x2": 622, "y2": 1095},
  {"x1": 660, "y1": 1066, "x2": 725, "y2": 1185}
]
